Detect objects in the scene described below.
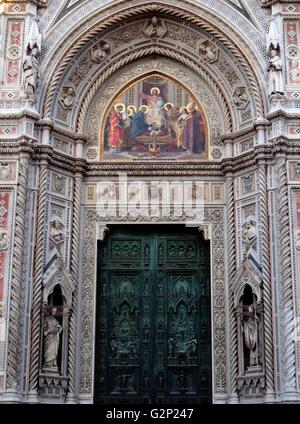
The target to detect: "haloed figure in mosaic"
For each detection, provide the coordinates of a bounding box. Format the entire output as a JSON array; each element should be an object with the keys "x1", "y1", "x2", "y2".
[
  {"x1": 43, "y1": 307, "x2": 62, "y2": 371},
  {"x1": 103, "y1": 75, "x2": 207, "y2": 160},
  {"x1": 243, "y1": 304, "x2": 259, "y2": 367},
  {"x1": 108, "y1": 103, "x2": 126, "y2": 153}
]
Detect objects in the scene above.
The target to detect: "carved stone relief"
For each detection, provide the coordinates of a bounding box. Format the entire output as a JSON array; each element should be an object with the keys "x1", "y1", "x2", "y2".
[
  {"x1": 59, "y1": 86, "x2": 76, "y2": 110},
  {"x1": 242, "y1": 217, "x2": 257, "y2": 255},
  {"x1": 52, "y1": 174, "x2": 67, "y2": 195},
  {"x1": 50, "y1": 17, "x2": 259, "y2": 135},
  {"x1": 0, "y1": 162, "x2": 16, "y2": 181},
  {"x1": 143, "y1": 16, "x2": 167, "y2": 39},
  {"x1": 241, "y1": 174, "x2": 255, "y2": 195},
  {"x1": 233, "y1": 87, "x2": 249, "y2": 110},
  {"x1": 199, "y1": 40, "x2": 219, "y2": 63},
  {"x1": 289, "y1": 161, "x2": 300, "y2": 181}
]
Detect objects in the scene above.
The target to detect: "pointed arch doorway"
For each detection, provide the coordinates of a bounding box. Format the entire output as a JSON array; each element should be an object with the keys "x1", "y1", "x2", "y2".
[{"x1": 94, "y1": 225, "x2": 212, "y2": 404}]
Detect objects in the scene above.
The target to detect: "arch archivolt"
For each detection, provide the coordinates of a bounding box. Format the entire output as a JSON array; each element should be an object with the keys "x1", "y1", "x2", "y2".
[
  {"x1": 46, "y1": 15, "x2": 266, "y2": 162},
  {"x1": 39, "y1": 5, "x2": 267, "y2": 130}
]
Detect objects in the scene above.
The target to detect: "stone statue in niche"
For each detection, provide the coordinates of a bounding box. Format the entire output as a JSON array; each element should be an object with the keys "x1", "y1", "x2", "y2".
[
  {"x1": 59, "y1": 87, "x2": 76, "y2": 109},
  {"x1": 143, "y1": 16, "x2": 167, "y2": 39},
  {"x1": 49, "y1": 219, "x2": 64, "y2": 245},
  {"x1": 268, "y1": 49, "x2": 284, "y2": 96},
  {"x1": 43, "y1": 307, "x2": 62, "y2": 371},
  {"x1": 91, "y1": 41, "x2": 111, "y2": 63},
  {"x1": 23, "y1": 43, "x2": 39, "y2": 98},
  {"x1": 23, "y1": 17, "x2": 41, "y2": 99},
  {"x1": 242, "y1": 304, "x2": 259, "y2": 368},
  {"x1": 233, "y1": 87, "x2": 249, "y2": 109},
  {"x1": 199, "y1": 41, "x2": 218, "y2": 63}
]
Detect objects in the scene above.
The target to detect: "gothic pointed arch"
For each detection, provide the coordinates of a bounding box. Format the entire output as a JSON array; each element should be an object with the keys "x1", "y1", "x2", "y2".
[{"x1": 37, "y1": 1, "x2": 267, "y2": 132}]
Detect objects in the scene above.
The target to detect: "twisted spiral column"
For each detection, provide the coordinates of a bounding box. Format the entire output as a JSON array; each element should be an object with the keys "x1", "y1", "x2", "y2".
[
  {"x1": 67, "y1": 172, "x2": 83, "y2": 401},
  {"x1": 226, "y1": 175, "x2": 238, "y2": 401},
  {"x1": 6, "y1": 154, "x2": 30, "y2": 390},
  {"x1": 28, "y1": 162, "x2": 48, "y2": 394},
  {"x1": 259, "y1": 163, "x2": 275, "y2": 398},
  {"x1": 277, "y1": 158, "x2": 297, "y2": 395}
]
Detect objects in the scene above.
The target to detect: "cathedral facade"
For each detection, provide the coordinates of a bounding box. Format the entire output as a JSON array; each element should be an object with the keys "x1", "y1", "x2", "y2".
[{"x1": 0, "y1": 0, "x2": 300, "y2": 404}]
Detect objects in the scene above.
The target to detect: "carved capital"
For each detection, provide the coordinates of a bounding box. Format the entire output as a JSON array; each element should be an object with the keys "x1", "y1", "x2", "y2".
[
  {"x1": 198, "y1": 224, "x2": 212, "y2": 241},
  {"x1": 96, "y1": 224, "x2": 109, "y2": 241}
]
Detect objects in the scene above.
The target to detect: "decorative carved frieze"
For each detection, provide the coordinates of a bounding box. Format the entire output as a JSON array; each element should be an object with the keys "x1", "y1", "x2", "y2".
[{"x1": 38, "y1": 374, "x2": 68, "y2": 400}]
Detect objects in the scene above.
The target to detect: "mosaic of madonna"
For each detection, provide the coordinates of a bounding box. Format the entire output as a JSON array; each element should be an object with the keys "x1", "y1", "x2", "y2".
[{"x1": 102, "y1": 75, "x2": 208, "y2": 160}]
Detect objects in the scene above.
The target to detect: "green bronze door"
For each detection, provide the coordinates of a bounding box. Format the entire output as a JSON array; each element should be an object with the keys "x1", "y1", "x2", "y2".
[{"x1": 94, "y1": 225, "x2": 211, "y2": 404}]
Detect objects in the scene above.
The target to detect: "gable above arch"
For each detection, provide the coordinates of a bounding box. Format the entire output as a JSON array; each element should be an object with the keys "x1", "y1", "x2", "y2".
[{"x1": 41, "y1": 0, "x2": 264, "y2": 35}]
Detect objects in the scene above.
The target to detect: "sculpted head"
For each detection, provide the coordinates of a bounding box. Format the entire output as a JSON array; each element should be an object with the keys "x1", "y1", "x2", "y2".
[{"x1": 32, "y1": 46, "x2": 38, "y2": 56}]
